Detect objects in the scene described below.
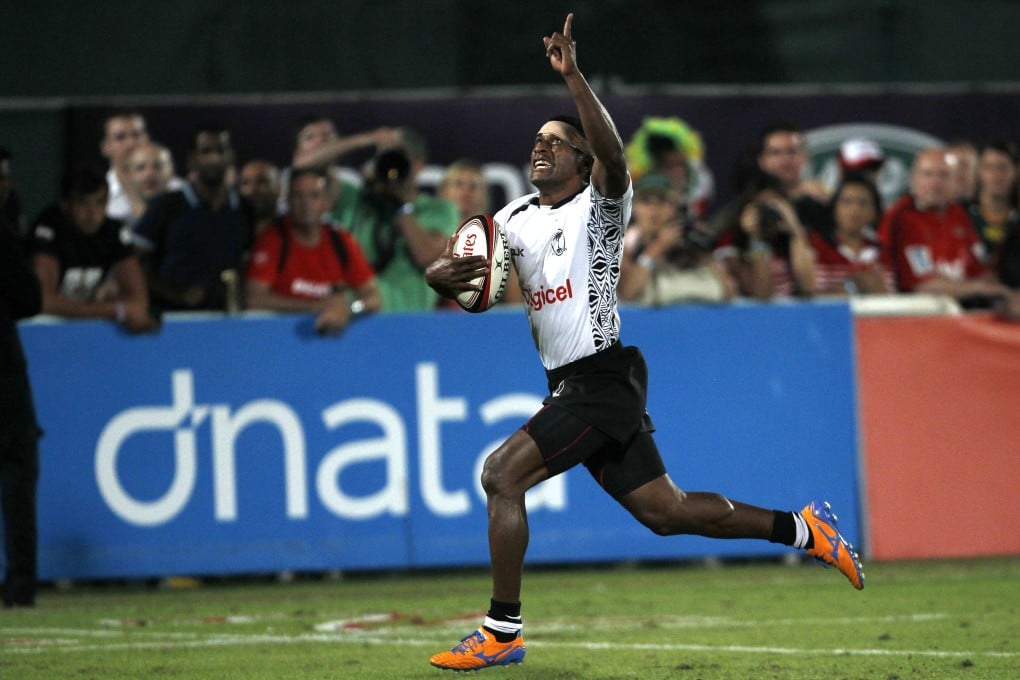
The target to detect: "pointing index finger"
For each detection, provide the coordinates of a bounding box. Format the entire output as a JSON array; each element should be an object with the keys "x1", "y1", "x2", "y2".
[{"x1": 563, "y1": 12, "x2": 573, "y2": 39}]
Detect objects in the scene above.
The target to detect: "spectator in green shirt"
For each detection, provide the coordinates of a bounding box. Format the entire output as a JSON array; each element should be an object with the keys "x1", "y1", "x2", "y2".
[{"x1": 331, "y1": 128, "x2": 459, "y2": 312}]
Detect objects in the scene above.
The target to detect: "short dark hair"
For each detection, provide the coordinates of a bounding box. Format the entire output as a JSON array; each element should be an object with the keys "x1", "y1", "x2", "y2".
[
  {"x1": 979, "y1": 139, "x2": 1020, "y2": 166},
  {"x1": 548, "y1": 114, "x2": 586, "y2": 139},
  {"x1": 831, "y1": 172, "x2": 884, "y2": 215},
  {"x1": 293, "y1": 113, "x2": 334, "y2": 143},
  {"x1": 288, "y1": 167, "x2": 328, "y2": 191},
  {"x1": 100, "y1": 108, "x2": 144, "y2": 139},
  {"x1": 188, "y1": 123, "x2": 230, "y2": 152},
  {"x1": 758, "y1": 120, "x2": 803, "y2": 155},
  {"x1": 60, "y1": 164, "x2": 108, "y2": 200}
]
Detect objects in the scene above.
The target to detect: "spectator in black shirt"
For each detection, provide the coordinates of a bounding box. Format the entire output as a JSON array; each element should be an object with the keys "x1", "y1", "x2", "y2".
[{"x1": 29, "y1": 166, "x2": 157, "y2": 332}]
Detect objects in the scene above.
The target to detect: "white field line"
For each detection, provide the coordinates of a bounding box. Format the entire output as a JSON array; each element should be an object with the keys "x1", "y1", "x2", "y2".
[
  {"x1": 2, "y1": 613, "x2": 1016, "y2": 659},
  {"x1": 2, "y1": 631, "x2": 1018, "y2": 660}
]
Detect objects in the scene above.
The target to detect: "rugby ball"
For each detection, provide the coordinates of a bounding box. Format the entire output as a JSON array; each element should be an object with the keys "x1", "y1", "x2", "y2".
[{"x1": 451, "y1": 214, "x2": 509, "y2": 313}]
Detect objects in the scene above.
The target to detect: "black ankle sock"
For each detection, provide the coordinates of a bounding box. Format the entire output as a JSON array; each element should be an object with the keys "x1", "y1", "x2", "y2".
[
  {"x1": 484, "y1": 599, "x2": 522, "y2": 643},
  {"x1": 768, "y1": 510, "x2": 796, "y2": 545}
]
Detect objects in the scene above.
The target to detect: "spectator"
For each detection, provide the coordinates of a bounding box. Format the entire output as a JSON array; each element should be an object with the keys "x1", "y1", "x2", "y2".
[
  {"x1": 29, "y1": 166, "x2": 158, "y2": 332},
  {"x1": 624, "y1": 116, "x2": 714, "y2": 218},
  {"x1": 837, "y1": 137, "x2": 886, "y2": 188},
  {"x1": 947, "y1": 139, "x2": 979, "y2": 205},
  {"x1": 757, "y1": 121, "x2": 829, "y2": 232},
  {"x1": 714, "y1": 170, "x2": 817, "y2": 300},
  {"x1": 124, "y1": 141, "x2": 185, "y2": 225},
  {"x1": 0, "y1": 147, "x2": 26, "y2": 240},
  {"x1": 879, "y1": 148, "x2": 1018, "y2": 309},
  {"x1": 619, "y1": 174, "x2": 734, "y2": 305},
  {"x1": 331, "y1": 128, "x2": 460, "y2": 312},
  {"x1": 1, "y1": 220, "x2": 42, "y2": 608},
  {"x1": 438, "y1": 158, "x2": 489, "y2": 222},
  {"x1": 809, "y1": 174, "x2": 892, "y2": 295},
  {"x1": 99, "y1": 110, "x2": 149, "y2": 222},
  {"x1": 133, "y1": 124, "x2": 254, "y2": 312},
  {"x1": 967, "y1": 140, "x2": 1020, "y2": 269},
  {"x1": 238, "y1": 159, "x2": 281, "y2": 235},
  {"x1": 278, "y1": 114, "x2": 400, "y2": 214},
  {"x1": 246, "y1": 168, "x2": 381, "y2": 334}
]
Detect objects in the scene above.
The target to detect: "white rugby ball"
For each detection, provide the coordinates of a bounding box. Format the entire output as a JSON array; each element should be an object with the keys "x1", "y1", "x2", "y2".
[{"x1": 451, "y1": 214, "x2": 509, "y2": 313}]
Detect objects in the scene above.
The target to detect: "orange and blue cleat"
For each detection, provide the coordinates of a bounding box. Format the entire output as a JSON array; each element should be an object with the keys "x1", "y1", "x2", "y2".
[
  {"x1": 429, "y1": 627, "x2": 526, "y2": 671},
  {"x1": 801, "y1": 500, "x2": 865, "y2": 590}
]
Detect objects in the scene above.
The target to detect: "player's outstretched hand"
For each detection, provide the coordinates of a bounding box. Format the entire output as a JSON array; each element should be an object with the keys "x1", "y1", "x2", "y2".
[
  {"x1": 543, "y1": 13, "x2": 578, "y2": 77},
  {"x1": 425, "y1": 235, "x2": 487, "y2": 299}
]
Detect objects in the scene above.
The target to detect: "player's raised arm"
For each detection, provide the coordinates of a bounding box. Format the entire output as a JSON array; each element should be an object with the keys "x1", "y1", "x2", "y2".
[{"x1": 543, "y1": 13, "x2": 629, "y2": 198}]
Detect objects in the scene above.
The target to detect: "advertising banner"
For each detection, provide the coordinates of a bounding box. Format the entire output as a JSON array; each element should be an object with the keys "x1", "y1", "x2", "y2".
[{"x1": 20, "y1": 303, "x2": 860, "y2": 580}]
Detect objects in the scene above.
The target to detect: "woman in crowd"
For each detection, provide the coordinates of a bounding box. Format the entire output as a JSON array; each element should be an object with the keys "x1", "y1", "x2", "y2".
[{"x1": 809, "y1": 174, "x2": 893, "y2": 295}]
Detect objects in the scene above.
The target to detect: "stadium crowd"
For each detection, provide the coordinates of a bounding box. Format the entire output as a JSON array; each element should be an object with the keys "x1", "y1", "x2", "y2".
[{"x1": 4, "y1": 108, "x2": 1020, "y2": 334}]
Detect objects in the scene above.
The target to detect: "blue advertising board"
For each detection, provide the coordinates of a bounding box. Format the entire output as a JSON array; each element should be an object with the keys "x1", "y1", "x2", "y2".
[{"x1": 18, "y1": 302, "x2": 860, "y2": 580}]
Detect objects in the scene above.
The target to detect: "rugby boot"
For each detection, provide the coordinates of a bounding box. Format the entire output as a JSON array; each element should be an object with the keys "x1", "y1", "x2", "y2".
[
  {"x1": 801, "y1": 500, "x2": 865, "y2": 590},
  {"x1": 429, "y1": 627, "x2": 526, "y2": 671}
]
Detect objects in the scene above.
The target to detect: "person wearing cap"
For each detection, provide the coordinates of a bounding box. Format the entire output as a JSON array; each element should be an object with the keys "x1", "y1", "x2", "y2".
[
  {"x1": 619, "y1": 173, "x2": 734, "y2": 305},
  {"x1": 838, "y1": 137, "x2": 885, "y2": 186}
]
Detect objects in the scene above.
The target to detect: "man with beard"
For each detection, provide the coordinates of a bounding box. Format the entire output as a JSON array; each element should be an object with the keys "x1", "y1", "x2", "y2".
[{"x1": 133, "y1": 125, "x2": 254, "y2": 312}]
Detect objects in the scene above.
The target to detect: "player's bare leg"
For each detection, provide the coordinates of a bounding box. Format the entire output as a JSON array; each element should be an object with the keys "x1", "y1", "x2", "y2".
[
  {"x1": 429, "y1": 431, "x2": 546, "y2": 671},
  {"x1": 618, "y1": 475, "x2": 774, "y2": 538},
  {"x1": 619, "y1": 475, "x2": 864, "y2": 589},
  {"x1": 481, "y1": 430, "x2": 550, "y2": 602}
]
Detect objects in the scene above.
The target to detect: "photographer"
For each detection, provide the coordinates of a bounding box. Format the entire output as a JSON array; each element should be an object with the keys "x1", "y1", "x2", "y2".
[
  {"x1": 619, "y1": 174, "x2": 735, "y2": 306},
  {"x1": 331, "y1": 128, "x2": 459, "y2": 312},
  {"x1": 714, "y1": 170, "x2": 817, "y2": 299}
]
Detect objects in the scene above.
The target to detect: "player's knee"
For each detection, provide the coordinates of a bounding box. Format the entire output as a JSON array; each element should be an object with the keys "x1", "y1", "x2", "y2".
[{"x1": 480, "y1": 452, "x2": 515, "y2": 498}]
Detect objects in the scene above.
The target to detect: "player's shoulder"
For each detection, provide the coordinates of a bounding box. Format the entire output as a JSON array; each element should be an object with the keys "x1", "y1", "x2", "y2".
[{"x1": 494, "y1": 191, "x2": 540, "y2": 227}]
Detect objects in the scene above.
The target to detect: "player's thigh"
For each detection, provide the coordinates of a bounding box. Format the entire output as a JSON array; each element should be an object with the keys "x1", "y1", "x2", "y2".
[
  {"x1": 585, "y1": 430, "x2": 668, "y2": 501},
  {"x1": 520, "y1": 404, "x2": 617, "y2": 478},
  {"x1": 482, "y1": 429, "x2": 552, "y2": 495}
]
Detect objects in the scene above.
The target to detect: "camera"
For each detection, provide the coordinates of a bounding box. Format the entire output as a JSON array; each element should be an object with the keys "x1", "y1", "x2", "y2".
[
  {"x1": 372, "y1": 148, "x2": 411, "y2": 187},
  {"x1": 754, "y1": 202, "x2": 787, "y2": 246}
]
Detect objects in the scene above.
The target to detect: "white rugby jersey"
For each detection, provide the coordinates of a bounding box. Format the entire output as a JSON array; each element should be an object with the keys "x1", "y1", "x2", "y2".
[{"x1": 495, "y1": 181, "x2": 633, "y2": 370}]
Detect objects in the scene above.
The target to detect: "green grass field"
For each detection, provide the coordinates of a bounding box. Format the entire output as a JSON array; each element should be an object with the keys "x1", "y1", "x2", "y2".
[{"x1": 2, "y1": 557, "x2": 1017, "y2": 679}]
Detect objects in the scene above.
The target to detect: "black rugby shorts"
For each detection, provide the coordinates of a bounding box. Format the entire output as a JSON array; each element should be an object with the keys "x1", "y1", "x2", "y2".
[{"x1": 523, "y1": 405, "x2": 665, "y2": 499}]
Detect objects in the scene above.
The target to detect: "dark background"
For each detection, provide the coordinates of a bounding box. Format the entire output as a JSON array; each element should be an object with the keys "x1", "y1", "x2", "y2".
[{"x1": 4, "y1": 0, "x2": 1020, "y2": 218}]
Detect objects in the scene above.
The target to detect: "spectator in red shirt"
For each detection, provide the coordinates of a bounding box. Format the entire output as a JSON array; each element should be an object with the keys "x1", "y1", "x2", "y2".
[
  {"x1": 879, "y1": 148, "x2": 1018, "y2": 310},
  {"x1": 810, "y1": 174, "x2": 893, "y2": 295},
  {"x1": 246, "y1": 168, "x2": 381, "y2": 334}
]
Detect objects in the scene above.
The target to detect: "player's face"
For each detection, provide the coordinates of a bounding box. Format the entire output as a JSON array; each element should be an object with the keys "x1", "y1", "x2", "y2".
[
  {"x1": 759, "y1": 132, "x2": 806, "y2": 188},
  {"x1": 529, "y1": 121, "x2": 586, "y2": 188},
  {"x1": 288, "y1": 174, "x2": 329, "y2": 229},
  {"x1": 911, "y1": 150, "x2": 952, "y2": 209},
  {"x1": 66, "y1": 188, "x2": 108, "y2": 234},
  {"x1": 833, "y1": 183, "x2": 876, "y2": 235}
]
